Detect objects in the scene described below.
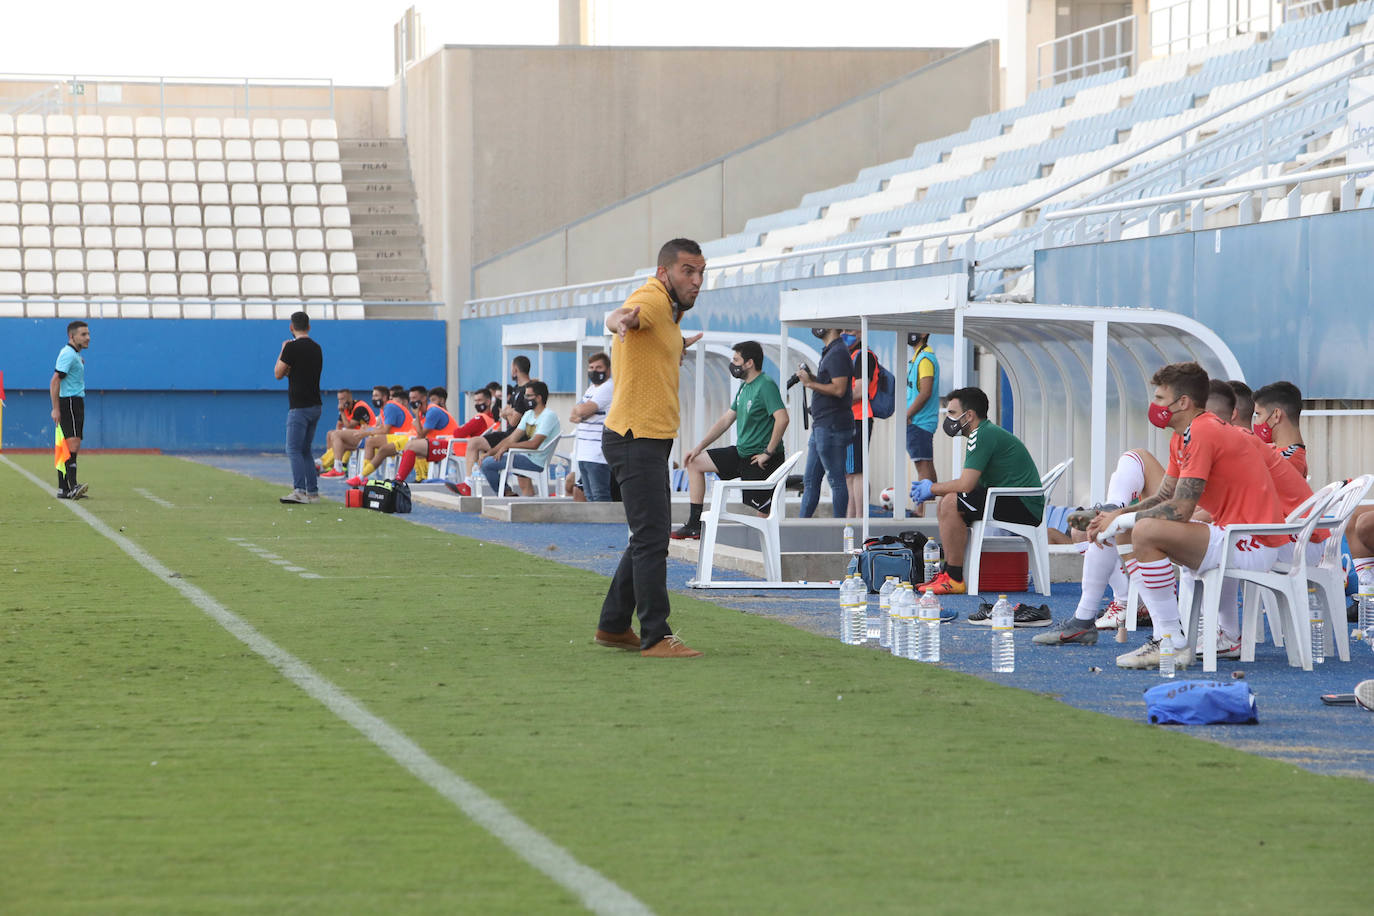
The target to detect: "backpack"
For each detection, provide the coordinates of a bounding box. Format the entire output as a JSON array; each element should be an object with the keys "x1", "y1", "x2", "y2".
[
  {"x1": 845, "y1": 531, "x2": 930, "y2": 592},
  {"x1": 870, "y1": 357, "x2": 897, "y2": 419},
  {"x1": 362, "y1": 479, "x2": 413, "y2": 514}
]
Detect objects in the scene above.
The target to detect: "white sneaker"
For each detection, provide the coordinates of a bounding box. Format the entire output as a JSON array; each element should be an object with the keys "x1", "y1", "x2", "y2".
[
  {"x1": 279, "y1": 489, "x2": 310, "y2": 504},
  {"x1": 305, "y1": 492, "x2": 320, "y2": 504},
  {"x1": 1195, "y1": 631, "x2": 1241, "y2": 660},
  {"x1": 1096, "y1": 600, "x2": 1127, "y2": 630},
  {"x1": 1355, "y1": 680, "x2": 1374, "y2": 711},
  {"x1": 1117, "y1": 637, "x2": 1193, "y2": 670}
]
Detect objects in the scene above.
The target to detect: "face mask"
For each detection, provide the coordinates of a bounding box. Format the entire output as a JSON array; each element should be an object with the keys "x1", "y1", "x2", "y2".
[
  {"x1": 475, "y1": 403, "x2": 489, "y2": 414},
  {"x1": 1147, "y1": 396, "x2": 1183, "y2": 429},
  {"x1": 810, "y1": 328, "x2": 828, "y2": 341},
  {"x1": 511, "y1": 374, "x2": 518, "y2": 382},
  {"x1": 728, "y1": 362, "x2": 746, "y2": 379},
  {"x1": 527, "y1": 397, "x2": 539, "y2": 411},
  {"x1": 372, "y1": 397, "x2": 384, "y2": 409},
  {"x1": 410, "y1": 400, "x2": 423, "y2": 411},
  {"x1": 1252, "y1": 412, "x2": 1276, "y2": 443},
  {"x1": 841, "y1": 333, "x2": 858, "y2": 349},
  {"x1": 942, "y1": 410, "x2": 969, "y2": 437},
  {"x1": 588, "y1": 370, "x2": 607, "y2": 385}
]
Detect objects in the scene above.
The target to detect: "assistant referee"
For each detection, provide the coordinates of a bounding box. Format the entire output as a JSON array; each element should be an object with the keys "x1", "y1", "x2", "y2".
[{"x1": 50, "y1": 320, "x2": 91, "y2": 500}]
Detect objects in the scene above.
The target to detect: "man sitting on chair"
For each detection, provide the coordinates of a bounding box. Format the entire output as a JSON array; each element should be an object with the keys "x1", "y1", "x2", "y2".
[
  {"x1": 345, "y1": 386, "x2": 418, "y2": 486},
  {"x1": 910, "y1": 386, "x2": 1044, "y2": 596},
  {"x1": 390, "y1": 387, "x2": 464, "y2": 483},
  {"x1": 480, "y1": 380, "x2": 562, "y2": 497},
  {"x1": 1083, "y1": 362, "x2": 1287, "y2": 670},
  {"x1": 672, "y1": 340, "x2": 789, "y2": 539}
]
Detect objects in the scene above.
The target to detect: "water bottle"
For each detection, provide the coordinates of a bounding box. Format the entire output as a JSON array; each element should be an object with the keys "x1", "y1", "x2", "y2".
[
  {"x1": 1159, "y1": 634, "x2": 1176, "y2": 679},
  {"x1": 878, "y1": 576, "x2": 897, "y2": 648},
  {"x1": 1358, "y1": 584, "x2": 1374, "y2": 643},
  {"x1": 923, "y1": 538, "x2": 941, "y2": 584},
  {"x1": 851, "y1": 574, "x2": 870, "y2": 644},
  {"x1": 916, "y1": 591, "x2": 941, "y2": 662},
  {"x1": 1308, "y1": 585, "x2": 1325, "y2": 664},
  {"x1": 843, "y1": 524, "x2": 855, "y2": 555},
  {"x1": 839, "y1": 576, "x2": 863, "y2": 645},
  {"x1": 990, "y1": 594, "x2": 1014, "y2": 673},
  {"x1": 889, "y1": 583, "x2": 912, "y2": 659}
]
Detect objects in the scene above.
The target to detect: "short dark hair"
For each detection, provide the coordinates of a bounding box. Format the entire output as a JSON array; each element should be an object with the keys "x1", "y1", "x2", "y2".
[
  {"x1": 472, "y1": 388, "x2": 491, "y2": 400},
  {"x1": 1206, "y1": 379, "x2": 1236, "y2": 418},
  {"x1": 486, "y1": 381, "x2": 502, "y2": 394},
  {"x1": 1253, "y1": 380, "x2": 1303, "y2": 420},
  {"x1": 389, "y1": 385, "x2": 406, "y2": 399},
  {"x1": 372, "y1": 385, "x2": 389, "y2": 396},
  {"x1": 408, "y1": 385, "x2": 427, "y2": 398},
  {"x1": 337, "y1": 388, "x2": 353, "y2": 398},
  {"x1": 658, "y1": 238, "x2": 702, "y2": 269},
  {"x1": 524, "y1": 379, "x2": 549, "y2": 404},
  {"x1": 428, "y1": 386, "x2": 447, "y2": 401},
  {"x1": 1150, "y1": 362, "x2": 1209, "y2": 407},
  {"x1": 67, "y1": 320, "x2": 88, "y2": 336},
  {"x1": 1228, "y1": 380, "x2": 1254, "y2": 420},
  {"x1": 587, "y1": 351, "x2": 610, "y2": 368},
  {"x1": 945, "y1": 386, "x2": 989, "y2": 419},
  {"x1": 290, "y1": 311, "x2": 309, "y2": 331},
  {"x1": 733, "y1": 340, "x2": 765, "y2": 372},
  {"x1": 512, "y1": 355, "x2": 531, "y2": 375}
]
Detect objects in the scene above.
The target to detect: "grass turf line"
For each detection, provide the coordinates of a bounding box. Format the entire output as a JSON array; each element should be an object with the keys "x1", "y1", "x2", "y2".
[{"x1": 4, "y1": 455, "x2": 1371, "y2": 914}]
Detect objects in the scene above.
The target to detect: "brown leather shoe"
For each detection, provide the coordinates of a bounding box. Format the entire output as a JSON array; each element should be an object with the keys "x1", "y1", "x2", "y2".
[
  {"x1": 640, "y1": 635, "x2": 703, "y2": 658},
  {"x1": 594, "y1": 628, "x2": 640, "y2": 651}
]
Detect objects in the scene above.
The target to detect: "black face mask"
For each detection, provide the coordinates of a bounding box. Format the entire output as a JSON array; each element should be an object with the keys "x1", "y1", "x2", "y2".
[
  {"x1": 372, "y1": 397, "x2": 384, "y2": 409},
  {"x1": 474, "y1": 403, "x2": 490, "y2": 414},
  {"x1": 410, "y1": 400, "x2": 423, "y2": 411},
  {"x1": 728, "y1": 362, "x2": 747, "y2": 379},
  {"x1": 908, "y1": 333, "x2": 927, "y2": 348},
  {"x1": 588, "y1": 370, "x2": 607, "y2": 385},
  {"x1": 942, "y1": 411, "x2": 969, "y2": 437}
]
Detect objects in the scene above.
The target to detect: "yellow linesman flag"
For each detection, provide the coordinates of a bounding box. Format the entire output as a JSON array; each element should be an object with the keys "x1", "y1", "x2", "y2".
[{"x1": 55, "y1": 425, "x2": 71, "y2": 470}]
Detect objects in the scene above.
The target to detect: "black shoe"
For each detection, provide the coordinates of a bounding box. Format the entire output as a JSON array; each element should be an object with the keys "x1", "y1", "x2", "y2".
[
  {"x1": 68, "y1": 483, "x2": 89, "y2": 500},
  {"x1": 1013, "y1": 602, "x2": 1053, "y2": 627},
  {"x1": 56, "y1": 489, "x2": 70, "y2": 499},
  {"x1": 670, "y1": 522, "x2": 702, "y2": 540},
  {"x1": 967, "y1": 601, "x2": 994, "y2": 625}
]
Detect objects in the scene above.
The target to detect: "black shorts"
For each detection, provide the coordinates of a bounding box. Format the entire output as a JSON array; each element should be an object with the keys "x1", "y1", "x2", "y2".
[
  {"x1": 708, "y1": 446, "x2": 782, "y2": 512},
  {"x1": 956, "y1": 484, "x2": 1041, "y2": 527},
  {"x1": 58, "y1": 395, "x2": 85, "y2": 440},
  {"x1": 483, "y1": 429, "x2": 510, "y2": 449}
]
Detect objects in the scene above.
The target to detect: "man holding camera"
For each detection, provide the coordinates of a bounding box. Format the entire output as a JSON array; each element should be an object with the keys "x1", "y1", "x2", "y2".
[
  {"x1": 672, "y1": 340, "x2": 789, "y2": 538},
  {"x1": 794, "y1": 327, "x2": 854, "y2": 518}
]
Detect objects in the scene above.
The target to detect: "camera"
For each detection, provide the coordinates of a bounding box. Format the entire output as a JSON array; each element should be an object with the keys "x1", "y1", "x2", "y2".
[{"x1": 785, "y1": 362, "x2": 811, "y2": 391}]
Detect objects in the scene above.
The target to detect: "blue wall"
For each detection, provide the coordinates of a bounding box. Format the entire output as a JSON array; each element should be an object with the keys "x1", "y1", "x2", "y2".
[
  {"x1": 0, "y1": 319, "x2": 446, "y2": 450},
  {"x1": 1035, "y1": 209, "x2": 1374, "y2": 398}
]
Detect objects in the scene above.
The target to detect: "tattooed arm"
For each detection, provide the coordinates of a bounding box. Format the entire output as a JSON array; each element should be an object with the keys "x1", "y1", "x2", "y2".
[{"x1": 1136, "y1": 477, "x2": 1204, "y2": 522}]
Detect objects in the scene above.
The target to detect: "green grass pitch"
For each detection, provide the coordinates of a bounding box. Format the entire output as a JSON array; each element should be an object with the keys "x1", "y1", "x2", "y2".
[{"x1": 1, "y1": 454, "x2": 1370, "y2": 914}]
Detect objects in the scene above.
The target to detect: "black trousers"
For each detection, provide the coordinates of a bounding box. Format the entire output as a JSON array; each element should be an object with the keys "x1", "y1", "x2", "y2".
[{"x1": 598, "y1": 428, "x2": 673, "y2": 649}]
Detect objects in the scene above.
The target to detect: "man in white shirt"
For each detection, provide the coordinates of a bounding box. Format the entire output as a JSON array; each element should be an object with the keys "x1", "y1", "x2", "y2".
[
  {"x1": 480, "y1": 379, "x2": 562, "y2": 496},
  {"x1": 568, "y1": 351, "x2": 614, "y2": 501}
]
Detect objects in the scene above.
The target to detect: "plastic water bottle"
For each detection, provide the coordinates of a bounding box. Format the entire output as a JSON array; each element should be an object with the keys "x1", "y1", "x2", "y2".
[
  {"x1": 916, "y1": 591, "x2": 941, "y2": 662},
  {"x1": 923, "y1": 538, "x2": 941, "y2": 584},
  {"x1": 852, "y1": 574, "x2": 870, "y2": 643},
  {"x1": 1357, "y1": 581, "x2": 1374, "y2": 642},
  {"x1": 876, "y1": 576, "x2": 896, "y2": 645},
  {"x1": 843, "y1": 524, "x2": 855, "y2": 555},
  {"x1": 1308, "y1": 585, "x2": 1325, "y2": 664},
  {"x1": 990, "y1": 594, "x2": 1014, "y2": 673},
  {"x1": 839, "y1": 576, "x2": 865, "y2": 645},
  {"x1": 1158, "y1": 635, "x2": 1176, "y2": 679},
  {"x1": 889, "y1": 583, "x2": 912, "y2": 659}
]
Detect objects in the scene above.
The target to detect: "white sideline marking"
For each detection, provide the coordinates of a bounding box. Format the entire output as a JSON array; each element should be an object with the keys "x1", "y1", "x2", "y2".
[
  {"x1": 133, "y1": 487, "x2": 175, "y2": 509},
  {"x1": 4, "y1": 456, "x2": 652, "y2": 916},
  {"x1": 228, "y1": 540, "x2": 320, "y2": 582}
]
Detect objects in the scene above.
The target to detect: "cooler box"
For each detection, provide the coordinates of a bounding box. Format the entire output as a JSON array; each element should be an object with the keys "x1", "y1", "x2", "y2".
[
  {"x1": 977, "y1": 541, "x2": 1029, "y2": 592},
  {"x1": 345, "y1": 488, "x2": 364, "y2": 509}
]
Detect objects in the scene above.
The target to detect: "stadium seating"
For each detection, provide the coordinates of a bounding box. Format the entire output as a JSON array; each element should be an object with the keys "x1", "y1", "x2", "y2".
[
  {"x1": 0, "y1": 114, "x2": 358, "y2": 317},
  {"x1": 695, "y1": 1, "x2": 1374, "y2": 293}
]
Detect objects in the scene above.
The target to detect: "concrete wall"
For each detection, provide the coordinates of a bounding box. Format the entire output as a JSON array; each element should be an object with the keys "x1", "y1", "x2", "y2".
[
  {"x1": 472, "y1": 41, "x2": 1001, "y2": 297},
  {"x1": 396, "y1": 42, "x2": 970, "y2": 327},
  {"x1": 0, "y1": 78, "x2": 389, "y2": 138}
]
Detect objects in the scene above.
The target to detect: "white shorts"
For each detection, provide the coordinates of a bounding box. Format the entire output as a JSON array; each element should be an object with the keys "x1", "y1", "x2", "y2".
[
  {"x1": 1192, "y1": 523, "x2": 1278, "y2": 576},
  {"x1": 1275, "y1": 539, "x2": 1323, "y2": 567}
]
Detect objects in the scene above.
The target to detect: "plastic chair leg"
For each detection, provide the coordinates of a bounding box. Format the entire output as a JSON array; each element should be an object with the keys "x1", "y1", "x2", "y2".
[{"x1": 964, "y1": 522, "x2": 985, "y2": 596}]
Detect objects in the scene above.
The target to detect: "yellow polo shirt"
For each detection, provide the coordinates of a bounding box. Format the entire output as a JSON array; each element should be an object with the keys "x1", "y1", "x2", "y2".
[{"x1": 605, "y1": 277, "x2": 683, "y2": 440}]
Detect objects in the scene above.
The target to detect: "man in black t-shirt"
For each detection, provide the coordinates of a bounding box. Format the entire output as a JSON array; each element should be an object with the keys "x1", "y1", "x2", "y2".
[
  {"x1": 794, "y1": 327, "x2": 855, "y2": 518},
  {"x1": 273, "y1": 311, "x2": 324, "y2": 504}
]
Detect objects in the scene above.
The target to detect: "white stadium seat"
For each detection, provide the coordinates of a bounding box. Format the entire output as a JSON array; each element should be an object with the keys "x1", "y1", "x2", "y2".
[
  {"x1": 180, "y1": 273, "x2": 208, "y2": 297},
  {"x1": 264, "y1": 227, "x2": 294, "y2": 250},
  {"x1": 301, "y1": 274, "x2": 330, "y2": 297},
  {"x1": 107, "y1": 137, "x2": 134, "y2": 159},
  {"x1": 205, "y1": 227, "x2": 233, "y2": 250},
  {"x1": 271, "y1": 274, "x2": 300, "y2": 297},
  {"x1": 261, "y1": 183, "x2": 289, "y2": 206},
  {"x1": 312, "y1": 140, "x2": 340, "y2": 161},
  {"x1": 114, "y1": 226, "x2": 142, "y2": 248},
  {"x1": 51, "y1": 203, "x2": 80, "y2": 225},
  {"x1": 204, "y1": 205, "x2": 232, "y2": 227},
  {"x1": 269, "y1": 250, "x2": 297, "y2": 273},
  {"x1": 47, "y1": 136, "x2": 75, "y2": 158},
  {"x1": 56, "y1": 272, "x2": 84, "y2": 295},
  {"x1": 207, "y1": 250, "x2": 236, "y2": 272},
  {"x1": 84, "y1": 226, "x2": 112, "y2": 248},
  {"x1": 117, "y1": 249, "x2": 145, "y2": 271},
  {"x1": 25, "y1": 272, "x2": 54, "y2": 294},
  {"x1": 148, "y1": 249, "x2": 175, "y2": 272},
  {"x1": 20, "y1": 180, "x2": 47, "y2": 201},
  {"x1": 263, "y1": 205, "x2": 291, "y2": 227},
  {"x1": 76, "y1": 115, "x2": 104, "y2": 136},
  {"x1": 51, "y1": 181, "x2": 79, "y2": 203},
  {"x1": 289, "y1": 184, "x2": 318, "y2": 206},
  {"x1": 0, "y1": 271, "x2": 20, "y2": 294},
  {"x1": 21, "y1": 202, "x2": 49, "y2": 224},
  {"x1": 253, "y1": 139, "x2": 282, "y2": 161},
  {"x1": 173, "y1": 204, "x2": 201, "y2": 227},
  {"x1": 166, "y1": 138, "x2": 194, "y2": 161},
  {"x1": 224, "y1": 139, "x2": 252, "y2": 161},
  {"x1": 178, "y1": 250, "x2": 207, "y2": 272},
  {"x1": 149, "y1": 273, "x2": 178, "y2": 295},
  {"x1": 15, "y1": 114, "x2": 44, "y2": 135},
  {"x1": 251, "y1": 118, "x2": 280, "y2": 140},
  {"x1": 87, "y1": 249, "x2": 115, "y2": 271},
  {"x1": 138, "y1": 160, "x2": 166, "y2": 182},
  {"x1": 87, "y1": 272, "x2": 116, "y2": 295},
  {"x1": 145, "y1": 226, "x2": 174, "y2": 249},
  {"x1": 112, "y1": 203, "x2": 140, "y2": 225},
  {"x1": 256, "y1": 161, "x2": 284, "y2": 183},
  {"x1": 295, "y1": 228, "x2": 323, "y2": 251},
  {"x1": 17, "y1": 136, "x2": 44, "y2": 157},
  {"x1": 192, "y1": 117, "x2": 222, "y2": 138},
  {"x1": 78, "y1": 160, "x2": 108, "y2": 182},
  {"x1": 165, "y1": 117, "x2": 192, "y2": 139},
  {"x1": 0, "y1": 203, "x2": 15, "y2": 224},
  {"x1": 292, "y1": 205, "x2": 321, "y2": 228},
  {"x1": 175, "y1": 226, "x2": 204, "y2": 250},
  {"x1": 53, "y1": 226, "x2": 82, "y2": 248},
  {"x1": 144, "y1": 204, "x2": 172, "y2": 227},
  {"x1": 141, "y1": 182, "x2": 169, "y2": 204},
  {"x1": 80, "y1": 180, "x2": 109, "y2": 203},
  {"x1": 225, "y1": 160, "x2": 255, "y2": 183},
  {"x1": 239, "y1": 250, "x2": 267, "y2": 273},
  {"x1": 21, "y1": 224, "x2": 50, "y2": 247},
  {"x1": 329, "y1": 251, "x2": 357, "y2": 274},
  {"x1": 108, "y1": 159, "x2": 136, "y2": 182},
  {"x1": 195, "y1": 138, "x2": 223, "y2": 161},
  {"x1": 234, "y1": 227, "x2": 264, "y2": 250},
  {"x1": 319, "y1": 184, "x2": 347, "y2": 206},
  {"x1": 167, "y1": 160, "x2": 196, "y2": 182},
  {"x1": 285, "y1": 162, "x2": 313, "y2": 184},
  {"x1": 134, "y1": 117, "x2": 163, "y2": 138},
  {"x1": 241, "y1": 273, "x2": 269, "y2": 297},
  {"x1": 117, "y1": 272, "x2": 147, "y2": 296},
  {"x1": 230, "y1": 183, "x2": 260, "y2": 206},
  {"x1": 171, "y1": 182, "x2": 199, "y2": 204},
  {"x1": 136, "y1": 138, "x2": 164, "y2": 159},
  {"x1": 210, "y1": 273, "x2": 239, "y2": 296},
  {"x1": 49, "y1": 160, "x2": 77, "y2": 182},
  {"x1": 46, "y1": 114, "x2": 74, "y2": 135},
  {"x1": 282, "y1": 140, "x2": 310, "y2": 162},
  {"x1": 111, "y1": 182, "x2": 139, "y2": 203},
  {"x1": 0, "y1": 248, "x2": 17, "y2": 270},
  {"x1": 299, "y1": 251, "x2": 327, "y2": 273},
  {"x1": 0, "y1": 181, "x2": 15, "y2": 202},
  {"x1": 197, "y1": 161, "x2": 227, "y2": 184},
  {"x1": 233, "y1": 205, "x2": 262, "y2": 227},
  {"x1": 0, "y1": 160, "x2": 14, "y2": 181},
  {"x1": 314, "y1": 162, "x2": 342, "y2": 183},
  {"x1": 223, "y1": 118, "x2": 250, "y2": 139},
  {"x1": 281, "y1": 119, "x2": 309, "y2": 140},
  {"x1": 24, "y1": 248, "x2": 53, "y2": 271},
  {"x1": 76, "y1": 136, "x2": 105, "y2": 158},
  {"x1": 322, "y1": 206, "x2": 350, "y2": 228},
  {"x1": 18, "y1": 159, "x2": 45, "y2": 180},
  {"x1": 324, "y1": 227, "x2": 353, "y2": 250}
]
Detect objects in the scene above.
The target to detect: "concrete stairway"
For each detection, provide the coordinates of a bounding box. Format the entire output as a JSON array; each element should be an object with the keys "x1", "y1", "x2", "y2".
[{"x1": 338, "y1": 138, "x2": 433, "y2": 303}]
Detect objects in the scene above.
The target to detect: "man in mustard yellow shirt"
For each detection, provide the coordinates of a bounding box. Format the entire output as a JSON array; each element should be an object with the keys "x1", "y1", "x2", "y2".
[{"x1": 594, "y1": 238, "x2": 706, "y2": 658}]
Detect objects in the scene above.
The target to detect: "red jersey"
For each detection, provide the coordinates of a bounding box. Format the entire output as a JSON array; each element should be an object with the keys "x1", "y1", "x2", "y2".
[
  {"x1": 1167, "y1": 412, "x2": 1288, "y2": 547},
  {"x1": 1276, "y1": 442, "x2": 1308, "y2": 478}
]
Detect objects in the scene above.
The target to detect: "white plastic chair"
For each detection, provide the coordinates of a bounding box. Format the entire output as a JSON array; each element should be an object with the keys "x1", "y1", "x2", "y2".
[
  {"x1": 1303, "y1": 475, "x2": 1373, "y2": 662},
  {"x1": 964, "y1": 458, "x2": 1072, "y2": 597},
  {"x1": 496, "y1": 433, "x2": 570, "y2": 498},
  {"x1": 693, "y1": 451, "x2": 805, "y2": 586},
  {"x1": 1181, "y1": 483, "x2": 1341, "y2": 672}
]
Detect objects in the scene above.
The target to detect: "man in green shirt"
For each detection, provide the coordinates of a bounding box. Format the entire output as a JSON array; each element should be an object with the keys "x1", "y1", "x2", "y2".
[
  {"x1": 910, "y1": 386, "x2": 1043, "y2": 595},
  {"x1": 672, "y1": 340, "x2": 789, "y2": 538}
]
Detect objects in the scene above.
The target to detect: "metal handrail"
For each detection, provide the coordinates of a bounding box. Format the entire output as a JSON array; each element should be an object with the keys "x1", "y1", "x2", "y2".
[
  {"x1": 0, "y1": 71, "x2": 336, "y2": 120},
  {"x1": 0, "y1": 297, "x2": 443, "y2": 319},
  {"x1": 467, "y1": 38, "x2": 1373, "y2": 313},
  {"x1": 1037, "y1": 14, "x2": 1137, "y2": 90},
  {"x1": 1150, "y1": 0, "x2": 1278, "y2": 58}
]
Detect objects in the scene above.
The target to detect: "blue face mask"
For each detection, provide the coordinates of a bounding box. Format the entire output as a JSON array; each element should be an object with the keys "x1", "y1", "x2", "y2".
[{"x1": 841, "y1": 333, "x2": 858, "y2": 348}]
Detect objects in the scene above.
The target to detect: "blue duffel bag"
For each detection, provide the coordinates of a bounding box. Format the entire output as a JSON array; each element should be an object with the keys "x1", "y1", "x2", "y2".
[{"x1": 1144, "y1": 680, "x2": 1258, "y2": 725}]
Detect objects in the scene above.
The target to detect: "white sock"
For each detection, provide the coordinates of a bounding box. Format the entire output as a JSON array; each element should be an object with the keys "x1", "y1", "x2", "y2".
[
  {"x1": 1108, "y1": 562, "x2": 1129, "y2": 601},
  {"x1": 1133, "y1": 557, "x2": 1182, "y2": 642},
  {"x1": 1354, "y1": 558, "x2": 1374, "y2": 580},
  {"x1": 1107, "y1": 450, "x2": 1147, "y2": 506},
  {"x1": 1075, "y1": 541, "x2": 1116, "y2": 621}
]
